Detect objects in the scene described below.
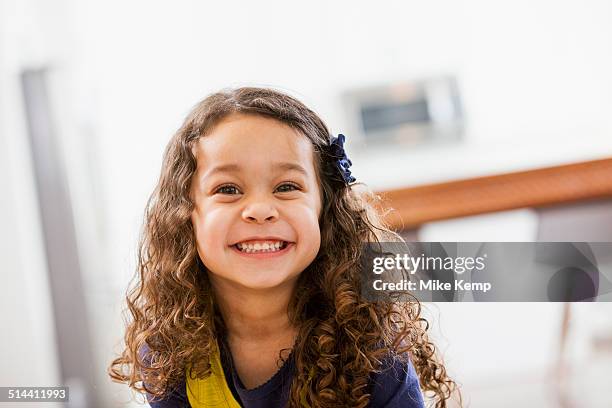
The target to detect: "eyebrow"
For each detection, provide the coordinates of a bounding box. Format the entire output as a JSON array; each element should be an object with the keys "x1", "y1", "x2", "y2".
[{"x1": 202, "y1": 162, "x2": 309, "y2": 179}]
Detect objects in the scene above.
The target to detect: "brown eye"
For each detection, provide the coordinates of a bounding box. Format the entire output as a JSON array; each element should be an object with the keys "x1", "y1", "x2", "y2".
[
  {"x1": 215, "y1": 185, "x2": 241, "y2": 195},
  {"x1": 275, "y1": 183, "x2": 300, "y2": 193}
]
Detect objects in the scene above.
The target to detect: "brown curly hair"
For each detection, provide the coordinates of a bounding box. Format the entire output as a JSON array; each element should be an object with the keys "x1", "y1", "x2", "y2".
[{"x1": 109, "y1": 87, "x2": 461, "y2": 407}]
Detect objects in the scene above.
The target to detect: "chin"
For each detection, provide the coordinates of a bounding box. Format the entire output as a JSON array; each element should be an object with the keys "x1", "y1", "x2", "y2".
[{"x1": 233, "y1": 271, "x2": 298, "y2": 291}]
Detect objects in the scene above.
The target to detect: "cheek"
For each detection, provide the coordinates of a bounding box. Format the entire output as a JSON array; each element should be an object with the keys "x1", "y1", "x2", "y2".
[
  {"x1": 301, "y1": 220, "x2": 321, "y2": 269},
  {"x1": 191, "y1": 207, "x2": 229, "y2": 251},
  {"x1": 294, "y1": 204, "x2": 322, "y2": 250}
]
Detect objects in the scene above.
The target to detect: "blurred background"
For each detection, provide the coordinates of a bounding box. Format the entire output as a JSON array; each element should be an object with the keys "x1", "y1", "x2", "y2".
[{"x1": 1, "y1": 0, "x2": 612, "y2": 407}]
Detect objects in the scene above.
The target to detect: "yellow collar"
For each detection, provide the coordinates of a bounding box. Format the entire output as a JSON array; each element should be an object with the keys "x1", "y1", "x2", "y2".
[
  {"x1": 185, "y1": 338, "x2": 312, "y2": 407},
  {"x1": 185, "y1": 339, "x2": 241, "y2": 408}
]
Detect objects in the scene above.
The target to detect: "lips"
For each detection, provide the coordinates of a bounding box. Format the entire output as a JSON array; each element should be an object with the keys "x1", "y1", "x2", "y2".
[
  {"x1": 232, "y1": 235, "x2": 289, "y2": 243},
  {"x1": 231, "y1": 236, "x2": 292, "y2": 246}
]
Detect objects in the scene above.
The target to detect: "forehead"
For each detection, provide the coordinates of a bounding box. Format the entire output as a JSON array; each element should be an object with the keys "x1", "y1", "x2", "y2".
[{"x1": 192, "y1": 113, "x2": 317, "y2": 174}]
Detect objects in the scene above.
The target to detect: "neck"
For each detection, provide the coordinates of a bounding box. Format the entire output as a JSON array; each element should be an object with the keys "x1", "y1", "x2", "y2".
[{"x1": 210, "y1": 274, "x2": 299, "y2": 344}]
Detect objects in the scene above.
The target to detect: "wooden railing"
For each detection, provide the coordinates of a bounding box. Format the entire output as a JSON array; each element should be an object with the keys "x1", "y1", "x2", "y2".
[{"x1": 374, "y1": 157, "x2": 612, "y2": 230}]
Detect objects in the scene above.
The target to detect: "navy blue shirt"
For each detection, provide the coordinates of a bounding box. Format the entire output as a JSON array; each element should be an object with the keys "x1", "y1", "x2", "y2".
[{"x1": 146, "y1": 340, "x2": 425, "y2": 408}]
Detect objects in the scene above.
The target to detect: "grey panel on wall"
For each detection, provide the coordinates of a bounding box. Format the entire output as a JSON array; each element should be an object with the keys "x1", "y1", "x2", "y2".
[{"x1": 21, "y1": 69, "x2": 98, "y2": 408}]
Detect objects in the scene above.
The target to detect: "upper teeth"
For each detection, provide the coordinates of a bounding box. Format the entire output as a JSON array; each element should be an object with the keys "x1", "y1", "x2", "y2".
[{"x1": 236, "y1": 240, "x2": 285, "y2": 252}]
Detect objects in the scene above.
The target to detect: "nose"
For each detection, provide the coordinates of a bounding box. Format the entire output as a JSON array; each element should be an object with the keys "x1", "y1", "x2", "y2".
[{"x1": 241, "y1": 197, "x2": 279, "y2": 224}]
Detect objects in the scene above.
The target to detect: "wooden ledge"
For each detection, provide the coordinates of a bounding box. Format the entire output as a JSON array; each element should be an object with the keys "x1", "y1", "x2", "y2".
[{"x1": 374, "y1": 157, "x2": 612, "y2": 230}]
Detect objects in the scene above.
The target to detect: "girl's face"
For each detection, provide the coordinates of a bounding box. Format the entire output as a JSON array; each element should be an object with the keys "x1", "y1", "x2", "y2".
[{"x1": 190, "y1": 113, "x2": 322, "y2": 291}]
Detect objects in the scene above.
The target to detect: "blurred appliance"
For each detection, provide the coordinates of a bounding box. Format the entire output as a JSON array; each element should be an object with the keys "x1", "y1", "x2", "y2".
[{"x1": 342, "y1": 75, "x2": 464, "y2": 149}]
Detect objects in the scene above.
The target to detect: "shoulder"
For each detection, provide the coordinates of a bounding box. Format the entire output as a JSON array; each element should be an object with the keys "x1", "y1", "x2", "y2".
[
  {"x1": 146, "y1": 382, "x2": 189, "y2": 408},
  {"x1": 138, "y1": 343, "x2": 190, "y2": 408},
  {"x1": 369, "y1": 354, "x2": 425, "y2": 408}
]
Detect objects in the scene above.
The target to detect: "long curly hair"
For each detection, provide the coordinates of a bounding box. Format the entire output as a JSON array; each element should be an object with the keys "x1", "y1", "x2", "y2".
[{"x1": 109, "y1": 87, "x2": 461, "y2": 407}]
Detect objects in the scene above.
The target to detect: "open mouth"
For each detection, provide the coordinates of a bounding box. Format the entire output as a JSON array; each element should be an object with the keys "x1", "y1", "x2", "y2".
[{"x1": 232, "y1": 240, "x2": 291, "y2": 254}]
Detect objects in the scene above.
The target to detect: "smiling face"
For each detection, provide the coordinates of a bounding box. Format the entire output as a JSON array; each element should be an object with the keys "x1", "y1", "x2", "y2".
[{"x1": 190, "y1": 113, "x2": 323, "y2": 292}]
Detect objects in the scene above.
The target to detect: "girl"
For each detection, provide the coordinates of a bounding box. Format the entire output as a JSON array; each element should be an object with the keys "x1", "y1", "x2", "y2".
[{"x1": 109, "y1": 87, "x2": 459, "y2": 407}]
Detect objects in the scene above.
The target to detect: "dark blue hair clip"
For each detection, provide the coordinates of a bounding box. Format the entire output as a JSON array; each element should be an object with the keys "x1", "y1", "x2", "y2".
[{"x1": 330, "y1": 133, "x2": 356, "y2": 184}]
